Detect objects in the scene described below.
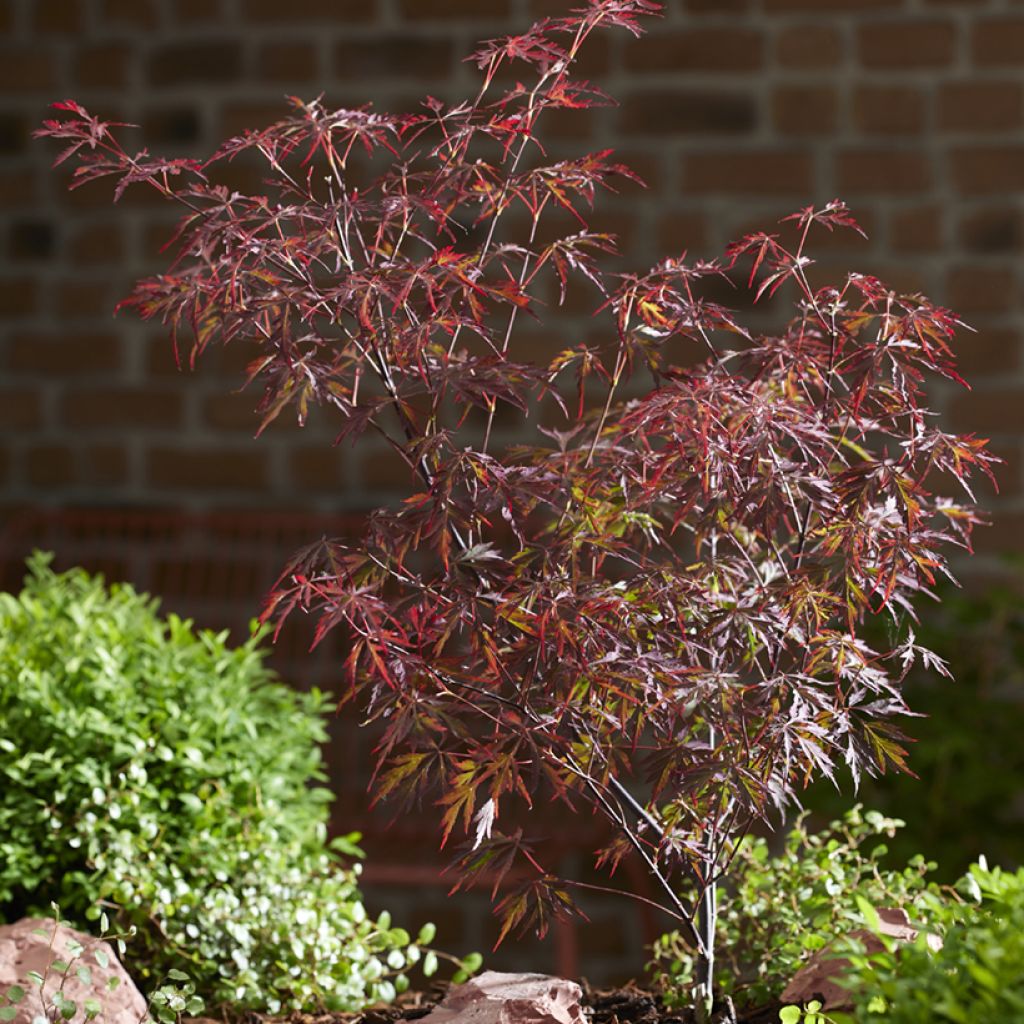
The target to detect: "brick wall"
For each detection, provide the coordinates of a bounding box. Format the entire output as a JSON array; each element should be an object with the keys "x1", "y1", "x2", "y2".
[{"x1": 3, "y1": 0, "x2": 1024, "y2": 984}]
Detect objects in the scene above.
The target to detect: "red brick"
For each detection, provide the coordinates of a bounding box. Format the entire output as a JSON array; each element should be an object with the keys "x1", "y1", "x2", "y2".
[
  {"x1": 619, "y1": 90, "x2": 756, "y2": 136},
  {"x1": 0, "y1": 49, "x2": 58, "y2": 92},
  {"x1": 767, "y1": 0, "x2": 898, "y2": 8},
  {"x1": 398, "y1": 0, "x2": 508, "y2": 17},
  {"x1": 939, "y1": 81, "x2": 1023, "y2": 133},
  {"x1": 946, "y1": 266, "x2": 1017, "y2": 314},
  {"x1": 243, "y1": 0, "x2": 376, "y2": 18},
  {"x1": 623, "y1": 28, "x2": 764, "y2": 73},
  {"x1": 836, "y1": 150, "x2": 932, "y2": 194},
  {"x1": 61, "y1": 389, "x2": 183, "y2": 429},
  {"x1": 857, "y1": 21, "x2": 957, "y2": 69},
  {"x1": 258, "y1": 42, "x2": 321, "y2": 83},
  {"x1": 952, "y1": 146, "x2": 1024, "y2": 195},
  {"x1": 149, "y1": 41, "x2": 243, "y2": 87},
  {"x1": 76, "y1": 45, "x2": 132, "y2": 89},
  {"x1": 0, "y1": 279, "x2": 37, "y2": 317},
  {"x1": 175, "y1": 0, "x2": 225, "y2": 21},
  {"x1": 959, "y1": 208, "x2": 1023, "y2": 253},
  {"x1": 949, "y1": 389, "x2": 1024, "y2": 449},
  {"x1": 58, "y1": 281, "x2": 116, "y2": 318},
  {"x1": 683, "y1": 151, "x2": 814, "y2": 195},
  {"x1": 972, "y1": 18, "x2": 1024, "y2": 66},
  {"x1": 890, "y1": 205, "x2": 945, "y2": 252},
  {"x1": 975, "y1": 509, "x2": 1024, "y2": 557},
  {"x1": 853, "y1": 85, "x2": 926, "y2": 135},
  {"x1": 147, "y1": 448, "x2": 269, "y2": 491},
  {"x1": 0, "y1": 170, "x2": 36, "y2": 205},
  {"x1": 7, "y1": 332, "x2": 121, "y2": 374},
  {"x1": 951, "y1": 327, "x2": 1021, "y2": 376},
  {"x1": 360, "y1": 446, "x2": 416, "y2": 490},
  {"x1": 25, "y1": 445, "x2": 128, "y2": 487},
  {"x1": 334, "y1": 36, "x2": 455, "y2": 81},
  {"x1": 0, "y1": 392, "x2": 42, "y2": 429},
  {"x1": 33, "y1": 0, "x2": 83, "y2": 32},
  {"x1": 218, "y1": 102, "x2": 292, "y2": 141},
  {"x1": 772, "y1": 85, "x2": 838, "y2": 136},
  {"x1": 776, "y1": 26, "x2": 843, "y2": 69},
  {"x1": 9, "y1": 221, "x2": 54, "y2": 261},
  {"x1": 656, "y1": 211, "x2": 711, "y2": 256},
  {"x1": 100, "y1": 0, "x2": 159, "y2": 27},
  {"x1": 70, "y1": 223, "x2": 127, "y2": 265},
  {"x1": 290, "y1": 448, "x2": 353, "y2": 492},
  {"x1": 0, "y1": 113, "x2": 27, "y2": 155}
]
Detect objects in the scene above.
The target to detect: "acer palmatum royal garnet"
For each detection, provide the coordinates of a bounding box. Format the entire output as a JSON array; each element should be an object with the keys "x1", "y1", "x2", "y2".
[{"x1": 37, "y1": 1, "x2": 996, "y2": 1018}]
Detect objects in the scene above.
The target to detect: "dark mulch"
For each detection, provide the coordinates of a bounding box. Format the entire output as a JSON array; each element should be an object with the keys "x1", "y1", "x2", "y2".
[{"x1": 222, "y1": 981, "x2": 782, "y2": 1024}]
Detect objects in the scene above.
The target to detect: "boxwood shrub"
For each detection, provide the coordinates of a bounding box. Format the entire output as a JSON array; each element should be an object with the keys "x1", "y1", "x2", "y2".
[{"x1": 0, "y1": 553, "x2": 437, "y2": 1014}]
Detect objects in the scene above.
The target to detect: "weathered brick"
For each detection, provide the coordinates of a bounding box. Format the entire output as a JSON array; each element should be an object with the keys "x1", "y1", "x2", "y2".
[
  {"x1": 100, "y1": 0, "x2": 159, "y2": 27},
  {"x1": 175, "y1": 0, "x2": 224, "y2": 22},
  {"x1": 0, "y1": 48, "x2": 58, "y2": 92},
  {"x1": 767, "y1": 0, "x2": 898, "y2": 8},
  {"x1": 141, "y1": 106, "x2": 203, "y2": 145},
  {"x1": 9, "y1": 221, "x2": 55, "y2": 261},
  {"x1": 33, "y1": 0, "x2": 83, "y2": 33},
  {"x1": 57, "y1": 281, "x2": 116, "y2": 318},
  {"x1": 76, "y1": 44, "x2": 133, "y2": 89},
  {"x1": 0, "y1": 392, "x2": 42, "y2": 429},
  {"x1": 656, "y1": 211, "x2": 711, "y2": 255},
  {"x1": 889, "y1": 205, "x2": 945, "y2": 252},
  {"x1": 772, "y1": 85, "x2": 838, "y2": 136},
  {"x1": 24, "y1": 444, "x2": 128, "y2": 487},
  {"x1": 398, "y1": 0, "x2": 509, "y2": 18},
  {"x1": 0, "y1": 113, "x2": 27, "y2": 155},
  {"x1": 853, "y1": 85, "x2": 926, "y2": 135},
  {"x1": 146, "y1": 448, "x2": 269, "y2": 491},
  {"x1": 258, "y1": 42, "x2": 321, "y2": 83},
  {"x1": 682, "y1": 151, "x2": 814, "y2": 195},
  {"x1": 623, "y1": 28, "x2": 764, "y2": 73},
  {"x1": 335, "y1": 36, "x2": 455, "y2": 81},
  {"x1": 939, "y1": 82, "x2": 1023, "y2": 133},
  {"x1": 951, "y1": 146, "x2": 1024, "y2": 195},
  {"x1": 946, "y1": 266, "x2": 1017, "y2": 314},
  {"x1": 619, "y1": 90, "x2": 756, "y2": 136},
  {"x1": 959, "y1": 208, "x2": 1022, "y2": 253},
  {"x1": 149, "y1": 41, "x2": 243, "y2": 87},
  {"x1": 951, "y1": 327, "x2": 1021, "y2": 376},
  {"x1": 7, "y1": 332, "x2": 121, "y2": 374},
  {"x1": 69, "y1": 224, "x2": 126, "y2": 265},
  {"x1": 290, "y1": 448, "x2": 353, "y2": 492},
  {"x1": 243, "y1": 0, "x2": 376, "y2": 19},
  {"x1": 972, "y1": 18, "x2": 1024, "y2": 67},
  {"x1": 857, "y1": 20, "x2": 957, "y2": 69},
  {"x1": 837, "y1": 150, "x2": 932, "y2": 194},
  {"x1": 948, "y1": 388, "x2": 1024, "y2": 435},
  {"x1": 776, "y1": 25, "x2": 844, "y2": 70},
  {"x1": 0, "y1": 279, "x2": 37, "y2": 317},
  {"x1": 0, "y1": 170, "x2": 36, "y2": 205},
  {"x1": 61, "y1": 389, "x2": 184, "y2": 429}
]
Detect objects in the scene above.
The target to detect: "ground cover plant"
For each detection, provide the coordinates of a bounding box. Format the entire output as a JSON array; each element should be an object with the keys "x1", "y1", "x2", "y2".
[
  {"x1": 37, "y1": 1, "x2": 996, "y2": 1018},
  {"x1": 0, "y1": 554, "x2": 462, "y2": 1016}
]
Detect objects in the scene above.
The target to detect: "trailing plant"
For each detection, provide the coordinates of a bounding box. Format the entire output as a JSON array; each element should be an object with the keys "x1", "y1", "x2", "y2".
[
  {"x1": 0, "y1": 554, "x2": 465, "y2": 1015},
  {"x1": 0, "y1": 902, "x2": 203, "y2": 1024},
  {"x1": 649, "y1": 807, "x2": 938, "y2": 1012},
  {"x1": 38, "y1": 1, "x2": 995, "y2": 1017}
]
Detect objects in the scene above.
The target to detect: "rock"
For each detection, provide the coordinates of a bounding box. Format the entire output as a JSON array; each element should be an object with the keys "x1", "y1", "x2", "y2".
[
  {"x1": 0, "y1": 917, "x2": 149, "y2": 1024},
  {"x1": 781, "y1": 907, "x2": 943, "y2": 1010},
  {"x1": 416, "y1": 972, "x2": 585, "y2": 1024}
]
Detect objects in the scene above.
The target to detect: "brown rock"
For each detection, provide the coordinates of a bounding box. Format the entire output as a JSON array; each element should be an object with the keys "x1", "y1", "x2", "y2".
[
  {"x1": 0, "y1": 917, "x2": 148, "y2": 1024},
  {"x1": 417, "y1": 972, "x2": 585, "y2": 1024},
  {"x1": 781, "y1": 908, "x2": 942, "y2": 1010}
]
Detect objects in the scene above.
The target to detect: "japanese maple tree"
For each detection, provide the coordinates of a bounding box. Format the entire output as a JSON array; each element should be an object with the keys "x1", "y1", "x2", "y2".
[{"x1": 38, "y1": 1, "x2": 995, "y2": 1018}]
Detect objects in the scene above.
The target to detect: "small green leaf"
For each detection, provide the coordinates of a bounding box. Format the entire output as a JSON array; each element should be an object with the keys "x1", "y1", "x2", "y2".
[
  {"x1": 779, "y1": 1007, "x2": 802, "y2": 1024},
  {"x1": 166, "y1": 969, "x2": 189, "y2": 982},
  {"x1": 417, "y1": 922, "x2": 437, "y2": 945},
  {"x1": 6, "y1": 986, "x2": 25, "y2": 1004},
  {"x1": 0, "y1": 1007, "x2": 19, "y2": 1021},
  {"x1": 423, "y1": 951, "x2": 438, "y2": 978}
]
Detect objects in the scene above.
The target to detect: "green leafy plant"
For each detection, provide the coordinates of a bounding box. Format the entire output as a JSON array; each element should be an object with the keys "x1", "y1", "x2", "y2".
[
  {"x1": 835, "y1": 861, "x2": 1024, "y2": 1023},
  {"x1": 779, "y1": 1002, "x2": 828, "y2": 1024},
  {"x1": 0, "y1": 554, "x2": 468, "y2": 1014},
  {"x1": 806, "y1": 572, "x2": 1024, "y2": 878},
  {"x1": 649, "y1": 808, "x2": 937, "y2": 1012}
]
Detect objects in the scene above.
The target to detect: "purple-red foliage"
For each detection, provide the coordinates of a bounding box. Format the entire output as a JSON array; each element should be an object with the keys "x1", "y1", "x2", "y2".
[{"x1": 38, "y1": 0, "x2": 996, "y2": 966}]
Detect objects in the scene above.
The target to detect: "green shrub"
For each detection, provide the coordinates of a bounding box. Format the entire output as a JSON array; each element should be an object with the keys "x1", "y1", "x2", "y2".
[
  {"x1": 805, "y1": 574, "x2": 1024, "y2": 879},
  {"x1": 649, "y1": 808, "x2": 938, "y2": 1012},
  {"x1": 0, "y1": 553, "x2": 455, "y2": 1014},
  {"x1": 836, "y1": 862, "x2": 1024, "y2": 1023}
]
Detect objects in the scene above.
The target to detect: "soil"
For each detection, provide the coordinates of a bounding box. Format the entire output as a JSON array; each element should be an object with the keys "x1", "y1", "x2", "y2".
[{"x1": 224, "y1": 982, "x2": 784, "y2": 1024}]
